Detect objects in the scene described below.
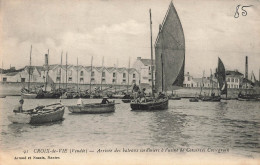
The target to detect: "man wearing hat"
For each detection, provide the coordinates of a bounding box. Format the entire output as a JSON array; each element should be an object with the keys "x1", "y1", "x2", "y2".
[
  {"x1": 13, "y1": 99, "x2": 24, "y2": 113},
  {"x1": 101, "y1": 97, "x2": 110, "y2": 104}
]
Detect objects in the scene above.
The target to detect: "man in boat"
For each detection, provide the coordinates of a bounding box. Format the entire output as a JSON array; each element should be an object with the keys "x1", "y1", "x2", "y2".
[
  {"x1": 140, "y1": 88, "x2": 147, "y2": 102},
  {"x1": 101, "y1": 97, "x2": 110, "y2": 104},
  {"x1": 132, "y1": 83, "x2": 140, "y2": 100},
  {"x1": 13, "y1": 99, "x2": 24, "y2": 113},
  {"x1": 158, "y1": 92, "x2": 165, "y2": 99}
]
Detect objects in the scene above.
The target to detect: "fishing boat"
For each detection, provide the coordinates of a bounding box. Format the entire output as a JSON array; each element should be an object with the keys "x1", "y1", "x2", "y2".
[
  {"x1": 201, "y1": 58, "x2": 227, "y2": 102},
  {"x1": 8, "y1": 103, "x2": 65, "y2": 124},
  {"x1": 238, "y1": 93, "x2": 260, "y2": 101},
  {"x1": 131, "y1": 2, "x2": 185, "y2": 110},
  {"x1": 67, "y1": 101, "x2": 115, "y2": 114},
  {"x1": 189, "y1": 97, "x2": 199, "y2": 102}
]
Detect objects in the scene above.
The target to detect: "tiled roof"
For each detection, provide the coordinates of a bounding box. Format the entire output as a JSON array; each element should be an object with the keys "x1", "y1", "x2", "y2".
[
  {"x1": 140, "y1": 59, "x2": 151, "y2": 66},
  {"x1": 226, "y1": 70, "x2": 243, "y2": 76}
]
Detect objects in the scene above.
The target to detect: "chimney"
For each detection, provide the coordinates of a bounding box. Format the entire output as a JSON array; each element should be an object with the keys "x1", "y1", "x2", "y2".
[
  {"x1": 245, "y1": 56, "x2": 248, "y2": 79},
  {"x1": 137, "y1": 57, "x2": 141, "y2": 60},
  {"x1": 45, "y1": 54, "x2": 48, "y2": 65}
]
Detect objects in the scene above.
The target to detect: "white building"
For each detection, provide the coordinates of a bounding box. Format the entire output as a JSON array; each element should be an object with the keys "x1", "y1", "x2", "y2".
[
  {"x1": 132, "y1": 57, "x2": 155, "y2": 86},
  {"x1": 1, "y1": 65, "x2": 140, "y2": 86}
]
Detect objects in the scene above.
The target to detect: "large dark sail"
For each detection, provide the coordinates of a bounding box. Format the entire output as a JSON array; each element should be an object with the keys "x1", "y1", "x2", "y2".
[
  {"x1": 217, "y1": 57, "x2": 227, "y2": 95},
  {"x1": 154, "y1": 2, "x2": 185, "y2": 92}
]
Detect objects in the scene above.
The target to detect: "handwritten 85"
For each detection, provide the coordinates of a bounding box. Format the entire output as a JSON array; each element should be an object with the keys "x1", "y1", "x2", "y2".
[{"x1": 234, "y1": 5, "x2": 253, "y2": 18}]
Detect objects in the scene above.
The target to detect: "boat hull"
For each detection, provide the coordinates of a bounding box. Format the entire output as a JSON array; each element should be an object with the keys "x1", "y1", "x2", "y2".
[
  {"x1": 130, "y1": 98, "x2": 168, "y2": 111},
  {"x1": 122, "y1": 99, "x2": 131, "y2": 103},
  {"x1": 21, "y1": 93, "x2": 37, "y2": 99},
  {"x1": 189, "y1": 98, "x2": 199, "y2": 102},
  {"x1": 201, "y1": 96, "x2": 221, "y2": 102},
  {"x1": 8, "y1": 106, "x2": 65, "y2": 124},
  {"x1": 67, "y1": 103, "x2": 115, "y2": 114}
]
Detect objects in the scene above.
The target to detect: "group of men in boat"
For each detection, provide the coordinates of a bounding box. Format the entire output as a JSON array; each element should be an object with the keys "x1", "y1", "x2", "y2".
[{"x1": 132, "y1": 83, "x2": 166, "y2": 103}]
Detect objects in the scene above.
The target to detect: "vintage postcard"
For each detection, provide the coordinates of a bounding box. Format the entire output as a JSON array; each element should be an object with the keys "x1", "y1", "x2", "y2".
[{"x1": 0, "y1": 0, "x2": 259, "y2": 164}]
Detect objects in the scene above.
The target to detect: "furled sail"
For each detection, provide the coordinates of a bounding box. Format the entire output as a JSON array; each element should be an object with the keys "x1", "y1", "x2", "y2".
[
  {"x1": 217, "y1": 57, "x2": 227, "y2": 95},
  {"x1": 154, "y1": 2, "x2": 185, "y2": 92}
]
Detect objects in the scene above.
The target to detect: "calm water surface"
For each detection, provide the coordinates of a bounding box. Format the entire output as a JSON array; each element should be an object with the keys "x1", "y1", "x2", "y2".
[{"x1": 0, "y1": 97, "x2": 259, "y2": 158}]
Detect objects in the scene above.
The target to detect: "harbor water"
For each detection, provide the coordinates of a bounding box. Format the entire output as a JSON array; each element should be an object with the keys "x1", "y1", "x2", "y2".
[{"x1": 0, "y1": 97, "x2": 259, "y2": 158}]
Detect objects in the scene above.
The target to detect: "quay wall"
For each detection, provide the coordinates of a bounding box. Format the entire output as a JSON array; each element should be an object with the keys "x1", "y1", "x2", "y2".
[{"x1": 1, "y1": 82, "x2": 259, "y2": 98}]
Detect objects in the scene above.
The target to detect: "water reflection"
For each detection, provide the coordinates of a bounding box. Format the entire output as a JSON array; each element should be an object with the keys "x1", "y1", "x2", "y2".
[{"x1": 150, "y1": 110, "x2": 188, "y2": 148}]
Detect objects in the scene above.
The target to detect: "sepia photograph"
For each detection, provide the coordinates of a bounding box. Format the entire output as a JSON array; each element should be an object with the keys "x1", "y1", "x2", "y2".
[{"x1": 0, "y1": 0, "x2": 259, "y2": 164}]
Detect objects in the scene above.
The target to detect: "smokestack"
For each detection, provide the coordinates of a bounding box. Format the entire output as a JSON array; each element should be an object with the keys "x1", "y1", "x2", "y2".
[
  {"x1": 45, "y1": 54, "x2": 48, "y2": 65},
  {"x1": 245, "y1": 56, "x2": 248, "y2": 79}
]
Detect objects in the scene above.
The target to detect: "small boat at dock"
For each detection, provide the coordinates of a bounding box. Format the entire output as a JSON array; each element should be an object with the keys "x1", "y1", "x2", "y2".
[
  {"x1": 8, "y1": 103, "x2": 65, "y2": 124},
  {"x1": 67, "y1": 101, "x2": 116, "y2": 114}
]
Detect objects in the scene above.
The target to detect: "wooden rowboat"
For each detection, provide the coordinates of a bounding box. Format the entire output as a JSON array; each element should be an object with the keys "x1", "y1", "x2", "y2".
[
  {"x1": 130, "y1": 98, "x2": 168, "y2": 111},
  {"x1": 8, "y1": 103, "x2": 65, "y2": 124},
  {"x1": 67, "y1": 102, "x2": 115, "y2": 114}
]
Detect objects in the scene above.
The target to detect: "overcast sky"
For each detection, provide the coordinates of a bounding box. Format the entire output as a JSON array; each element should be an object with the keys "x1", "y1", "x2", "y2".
[{"x1": 0, "y1": 0, "x2": 259, "y2": 78}]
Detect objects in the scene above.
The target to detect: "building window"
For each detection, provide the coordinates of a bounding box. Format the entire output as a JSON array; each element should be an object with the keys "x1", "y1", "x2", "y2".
[
  {"x1": 3, "y1": 77, "x2": 7, "y2": 82},
  {"x1": 91, "y1": 78, "x2": 95, "y2": 81},
  {"x1": 133, "y1": 74, "x2": 136, "y2": 78},
  {"x1": 123, "y1": 73, "x2": 126, "y2": 78},
  {"x1": 68, "y1": 77, "x2": 72, "y2": 81},
  {"x1": 102, "y1": 78, "x2": 106, "y2": 83},
  {"x1": 102, "y1": 72, "x2": 105, "y2": 77},
  {"x1": 112, "y1": 79, "x2": 116, "y2": 83},
  {"x1": 122, "y1": 79, "x2": 126, "y2": 83},
  {"x1": 113, "y1": 72, "x2": 116, "y2": 77},
  {"x1": 227, "y1": 78, "x2": 230, "y2": 82},
  {"x1": 188, "y1": 77, "x2": 190, "y2": 81},
  {"x1": 91, "y1": 71, "x2": 95, "y2": 76},
  {"x1": 235, "y1": 78, "x2": 238, "y2": 83},
  {"x1": 57, "y1": 69, "x2": 61, "y2": 75},
  {"x1": 149, "y1": 66, "x2": 151, "y2": 71},
  {"x1": 69, "y1": 70, "x2": 72, "y2": 76},
  {"x1": 231, "y1": 78, "x2": 234, "y2": 82},
  {"x1": 80, "y1": 78, "x2": 84, "y2": 83},
  {"x1": 132, "y1": 80, "x2": 136, "y2": 84},
  {"x1": 149, "y1": 79, "x2": 152, "y2": 82},
  {"x1": 21, "y1": 78, "x2": 25, "y2": 82},
  {"x1": 80, "y1": 71, "x2": 84, "y2": 76},
  {"x1": 56, "y1": 77, "x2": 61, "y2": 82}
]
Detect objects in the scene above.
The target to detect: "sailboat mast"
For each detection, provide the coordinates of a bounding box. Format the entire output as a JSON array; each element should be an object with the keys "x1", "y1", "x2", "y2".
[
  {"x1": 127, "y1": 57, "x2": 130, "y2": 93},
  {"x1": 45, "y1": 49, "x2": 49, "y2": 92},
  {"x1": 1, "y1": 61, "x2": 3, "y2": 82},
  {"x1": 159, "y1": 25, "x2": 165, "y2": 93},
  {"x1": 77, "y1": 57, "x2": 79, "y2": 93},
  {"x1": 28, "y1": 45, "x2": 32, "y2": 91},
  {"x1": 150, "y1": 9, "x2": 154, "y2": 96},
  {"x1": 59, "y1": 51, "x2": 63, "y2": 89},
  {"x1": 100, "y1": 56, "x2": 104, "y2": 91},
  {"x1": 89, "y1": 56, "x2": 93, "y2": 93},
  {"x1": 200, "y1": 70, "x2": 204, "y2": 96},
  {"x1": 65, "y1": 52, "x2": 68, "y2": 91}
]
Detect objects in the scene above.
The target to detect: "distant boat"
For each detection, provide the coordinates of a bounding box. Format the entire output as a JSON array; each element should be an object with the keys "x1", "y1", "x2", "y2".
[
  {"x1": 131, "y1": 2, "x2": 185, "y2": 111},
  {"x1": 238, "y1": 93, "x2": 260, "y2": 101},
  {"x1": 189, "y1": 97, "x2": 199, "y2": 102},
  {"x1": 67, "y1": 102, "x2": 115, "y2": 114},
  {"x1": 201, "y1": 58, "x2": 227, "y2": 102},
  {"x1": 0, "y1": 95, "x2": 6, "y2": 98},
  {"x1": 8, "y1": 103, "x2": 65, "y2": 124}
]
